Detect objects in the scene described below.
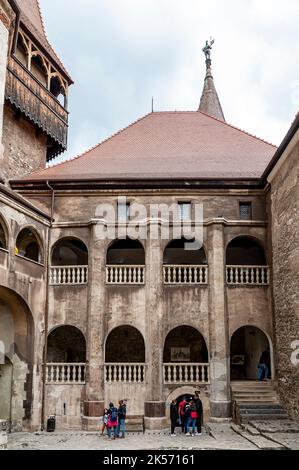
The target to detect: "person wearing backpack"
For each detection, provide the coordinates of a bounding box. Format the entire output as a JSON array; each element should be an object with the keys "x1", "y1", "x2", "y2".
[
  {"x1": 107, "y1": 402, "x2": 118, "y2": 439},
  {"x1": 117, "y1": 400, "x2": 127, "y2": 438},
  {"x1": 186, "y1": 400, "x2": 197, "y2": 436},
  {"x1": 184, "y1": 400, "x2": 191, "y2": 434}
]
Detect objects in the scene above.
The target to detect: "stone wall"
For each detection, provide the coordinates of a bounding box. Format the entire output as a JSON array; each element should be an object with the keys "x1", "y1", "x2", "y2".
[
  {"x1": 1, "y1": 103, "x2": 47, "y2": 180},
  {"x1": 270, "y1": 135, "x2": 299, "y2": 420}
]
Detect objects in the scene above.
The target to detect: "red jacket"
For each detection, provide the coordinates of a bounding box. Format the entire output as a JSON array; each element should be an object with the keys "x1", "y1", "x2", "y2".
[{"x1": 178, "y1": 400, "x2": 186, "y2": 416}]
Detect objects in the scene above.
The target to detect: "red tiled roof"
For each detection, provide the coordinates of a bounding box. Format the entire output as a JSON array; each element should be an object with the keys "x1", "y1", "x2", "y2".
[
  {"x1": 16, "y1": 0, "x2": 73, "y2": 83},
  {"x1": 23, "y1": 111, "x2": 277, "y2": 181}
]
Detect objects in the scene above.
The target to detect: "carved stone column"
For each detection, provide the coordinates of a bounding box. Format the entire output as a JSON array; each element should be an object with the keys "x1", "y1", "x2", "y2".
[{"x1": 208, "y1": 220, "x2": 231, "y2": 419}]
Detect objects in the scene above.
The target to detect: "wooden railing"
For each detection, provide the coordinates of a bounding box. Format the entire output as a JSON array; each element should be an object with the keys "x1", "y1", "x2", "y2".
[
  {"x1": 106, "y1": 266, "x2": 145, "y2": 284},
  {"x1": 163, "y1": 265, "x2": 208, "y2": 284},
  {"x1": 105, "y1": 364, "x2": 146, "y2": 383},
  {"x1": 50, "y1": 266, "x2": 88, "y2": 285},
  {"x1": 226, "y1": 266, "x2": 270, "y2": 285},
  {"x1": 163, "y1": 363, "x2": 210, "y2": 384},
  {"x1": 46, "y1": 363, "x2": 86, "y2": 384}
]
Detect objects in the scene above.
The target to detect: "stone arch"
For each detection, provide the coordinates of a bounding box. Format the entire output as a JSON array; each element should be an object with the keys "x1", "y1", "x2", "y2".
[
  {"x1": 163, "y1": 238, "x2": 208, "y2": 265},
  {"x1": 0, "y1": 286, "x2": 35, "y2": 430},
  {"x1": 226, "y1": 236, "x2": 267, "y2": 266},
  {"x1": 47, "y1": 325, "x2": 86, "y2": 363},
  {"x1": 106, "y1": 238, "x2": 145, "y2": 265},
  {"x1": 16, "y1": 227, "x2": 43, "y2": 263},
  {"x1": 105, "y1": 325, "x2": 145, "y2": 363},
  {"x1": 0, "y1": 214, "x2": 9, "y2": 250},
  {"x1": 165, "y1": 386, "x2": 210, "y2": 424},
  {"x1": 51, "y1": 237, "x2": 88, "y2": 266},
  {"x1": 230, "y1": 325, "x2": 274, "y2": 381}
]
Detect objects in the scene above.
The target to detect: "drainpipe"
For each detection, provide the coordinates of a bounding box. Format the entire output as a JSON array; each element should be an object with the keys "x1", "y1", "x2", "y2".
[{"x1": 41, "y1": 181, "x2": 55, "y2": 430}]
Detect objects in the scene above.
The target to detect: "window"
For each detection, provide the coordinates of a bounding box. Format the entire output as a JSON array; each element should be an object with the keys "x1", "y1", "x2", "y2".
[
  {"x1": 117, "y1": 202, "x2": 130, "y2": 222},
  {"x1": 178, "y1": 202, "x2": 191, "y2": 221},
  {"x1": 239, "y1": 202, "x2": 252, "y2": 220}
]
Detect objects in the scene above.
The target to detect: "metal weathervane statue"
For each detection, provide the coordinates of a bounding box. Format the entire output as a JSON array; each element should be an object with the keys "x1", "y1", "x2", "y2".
[{"x1": 203, "y1": 38, "x2": 214, "y2": 63}]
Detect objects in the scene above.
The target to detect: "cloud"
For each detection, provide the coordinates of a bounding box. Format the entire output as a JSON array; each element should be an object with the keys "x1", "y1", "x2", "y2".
[{"x1": 39, "y1": 0, "x2": 299, "y2": 165}]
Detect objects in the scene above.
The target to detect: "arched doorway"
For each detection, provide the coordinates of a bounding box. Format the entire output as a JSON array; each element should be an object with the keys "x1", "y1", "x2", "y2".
[
  {"x1": 107, "y1": 239, "x2": 145, "y2": 265},
  {"x1": 0, "y1": 286, "x2": 34, "y2": 431},
  {"x1": 16, "y1": 228, "x2": 43, "y2": 263},
  {"x1": 230, "y1": 326, "x2": 272, "y2": 381}
]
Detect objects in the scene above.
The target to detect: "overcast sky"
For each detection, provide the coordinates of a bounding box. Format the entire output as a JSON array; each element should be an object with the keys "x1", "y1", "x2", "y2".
[{"x1": 39, "y1": 0, "x2": 299, "y2": 164}]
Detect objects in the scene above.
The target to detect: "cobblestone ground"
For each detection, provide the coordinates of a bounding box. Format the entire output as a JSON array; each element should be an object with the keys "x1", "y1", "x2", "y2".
[{"x1": 7, "y1": 422, "x2": 299, "y2": 451}]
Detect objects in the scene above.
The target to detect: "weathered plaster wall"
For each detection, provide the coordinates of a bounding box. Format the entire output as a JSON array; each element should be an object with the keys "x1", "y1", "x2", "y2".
[
  {"x1": 270, "y1": 137, "x2": 299, "y2": 420},
  {"x1": 0, "y1": 13, "x2": 8, "y2": 164}
]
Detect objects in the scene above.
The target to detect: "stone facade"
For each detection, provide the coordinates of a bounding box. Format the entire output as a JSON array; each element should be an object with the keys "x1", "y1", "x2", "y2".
[{"x1": 268, "y1": 127, "x2": 299, "y2": 420}]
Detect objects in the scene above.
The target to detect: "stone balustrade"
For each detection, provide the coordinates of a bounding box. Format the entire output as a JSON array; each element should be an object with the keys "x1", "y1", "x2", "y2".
[
  {"x1": 163, "y1": 265, "x2": 208, "y2": 284},
  {"x1": 106, "y1": 265, "x2": 145, "y2": 284},
  {"x1": 163, "y1": 363, "x2": 210, "y2": 384},
  {"x1": 226, "y1": 266, "x2": 270, "y2": 285},
  {"x1": 50, "y1": 266, "x2": 88, "y2": 285},
  {"x1": 46, "y1": 363, "x2": 86, "y2": 384},
  {"x1": 105, "y1": 363, "x2": 146, "y2": 383}
]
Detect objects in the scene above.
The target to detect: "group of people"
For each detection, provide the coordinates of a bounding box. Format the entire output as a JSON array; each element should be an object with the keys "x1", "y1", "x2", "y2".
[
  {"x1": 101, "y1": 400, "x2": 127, "y2": 439},
  {"x1": 170, "y1": 392, "x2": 203, "y2": 437}
]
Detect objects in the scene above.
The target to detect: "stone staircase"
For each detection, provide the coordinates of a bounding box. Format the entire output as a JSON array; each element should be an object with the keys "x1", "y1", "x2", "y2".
[{"x1": 231, "y1": 381, "x2": 289, "y2": 424}]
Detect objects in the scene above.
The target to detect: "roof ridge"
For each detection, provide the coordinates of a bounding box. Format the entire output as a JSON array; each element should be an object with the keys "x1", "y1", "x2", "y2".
[
  {"x1": 197, "y1": 109, "x2": 277, "y2": 148},
  {"x1": 40, "y1": 112, "x2": 154, "y2": 174}
]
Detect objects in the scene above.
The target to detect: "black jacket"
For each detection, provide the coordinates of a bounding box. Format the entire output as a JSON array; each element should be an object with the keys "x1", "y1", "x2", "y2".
[
  {"x1": 195, "y1": 398, "x2": 203, "y2": 415},
  {"x1": 118, "y1": 405, "x2": 127, "y2": 420},
  {"x1": 170, "y1": 403, "x2": 178, "y2": 422}
]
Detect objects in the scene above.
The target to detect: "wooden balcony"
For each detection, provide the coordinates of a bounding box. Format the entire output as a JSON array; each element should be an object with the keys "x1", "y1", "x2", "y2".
[{"x1": 5, "y1": 57, "x2": 68, "y2": 159}]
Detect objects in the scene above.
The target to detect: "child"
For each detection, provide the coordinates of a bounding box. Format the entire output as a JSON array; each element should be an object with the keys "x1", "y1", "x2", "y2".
[{"x1": 101, "y1": 408, "x2": 109, "y2": 435}]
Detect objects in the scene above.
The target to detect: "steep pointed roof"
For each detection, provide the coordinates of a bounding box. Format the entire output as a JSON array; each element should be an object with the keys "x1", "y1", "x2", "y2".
[
  {"x1": 17, "y1": 111, "x2": 276, "y2": 182},
  {"x1": 198, "y1": 60, "x2": 225, "y2": 121},
  {"x1": 15, "y1": 0, "x2": 73, "y2": 84}
]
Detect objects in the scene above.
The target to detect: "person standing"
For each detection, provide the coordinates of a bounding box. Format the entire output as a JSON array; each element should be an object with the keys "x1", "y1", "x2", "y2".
[
  {"x1": 194, "y1": 393, "x2": 203, "y2": 435},
  {"x1": 107, "y1": 402, "x2": 118, "y2": 439},
  {"x1": 170, "y1": 400, "x2": 178, "y2": 436},
  {"x1": 184, "y1": 400, "x2": 191, "y2": 435},
  {"x1": 178, "y1": 396, "x2": 187, "y2": 434},
  {"x1": 101, "y1": 408, "x2": 109, "y2": 436},
  {"x1": 117, "y1": 400, "x2": 127, "y2": 438},
  {"x1": 186, "y1": 400, "x2": 197, "y2": 436}
]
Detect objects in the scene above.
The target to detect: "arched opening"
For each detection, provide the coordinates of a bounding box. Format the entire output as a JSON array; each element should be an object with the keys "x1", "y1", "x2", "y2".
[
  {"x1": 30, "y1": 53, "x2": 48, "y2": 88},
  {"x1": 16, "y1": 228, "x2": 42, "y2": 263},
  {"x1": 163, "y1": 326, "x2": 209, "y2": 383},
  {"x1": 50, "y1": 75, "x2": 66, "y2": 108},
  {"x1": 0, "y1": 286, "x2": 34, "y2": 431},
  {"x1": 51, "y1": 238, "x2": 88, "y2": 266},
  {"x1": 0, "y1": 221, "x2": 7, "y2": 250},
  {"x1": 163, "y1": 239, "x2": 207, "y2": 265},
  {"x1": 107, "y1": 239, "x2": 145, "y2": 265},
  {"x1": 163, "y1": 326, "x2": 208, "y2": 363},
  {"x1": 47, "y1": 326, "x2": 86, "y2": 363},
  {"x1": 105, "y1": 326, "x2": 145, "y2": 363},
  {"x1": 226, "y1": 237, "x2": 267, "y2": 266},
  {"x1": 230, "y1": 326, "x2": 272, "y2": 381}
]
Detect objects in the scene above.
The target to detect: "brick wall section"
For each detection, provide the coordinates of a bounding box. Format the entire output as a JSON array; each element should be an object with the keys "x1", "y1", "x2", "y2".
[
  {"x1": 270, "y1": 139, "x2": 299, "y2": 420},
  {"x1": 1, "y1": 103, "x2": 47, "y2": 180}
]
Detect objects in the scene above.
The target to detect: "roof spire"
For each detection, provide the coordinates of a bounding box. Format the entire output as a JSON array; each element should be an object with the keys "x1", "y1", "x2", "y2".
[{"x1": 198, "y1": 39, "x2": 225, "y2": 122}]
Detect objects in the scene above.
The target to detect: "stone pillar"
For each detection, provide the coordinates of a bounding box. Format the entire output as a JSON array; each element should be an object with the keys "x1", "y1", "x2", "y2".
[
  {"x1": 0, "y1": 14, "x2": 9, "y2": 165},
  {"x1": 208, "y1": 220, "x2": 231, "y2": 420},
  {"x1": 0, "y1": 420, "x2": 8, "y2": 449},
  {"x1": 144, "y1": 234, "x2": 167, "y2": 429},
  {"x1": 82, "y1": 224, "x2": 106, "y2": 430}
]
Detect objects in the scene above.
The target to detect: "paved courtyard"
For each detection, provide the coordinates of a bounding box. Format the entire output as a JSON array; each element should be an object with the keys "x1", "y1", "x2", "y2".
[{"x1": 6, "y1": 422, "x2": 299, "y2": 451}]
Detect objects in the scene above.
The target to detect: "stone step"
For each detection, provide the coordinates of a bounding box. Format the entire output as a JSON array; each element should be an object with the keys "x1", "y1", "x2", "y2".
[
  {"x1": 241, "y1": 409, "x2": 287, "y2": 416},
  {"x1": 231, "y1": 424, "x2": 286, "y2": 450},
  {"x1": 238, "y1": 404, "x2": 285, "y2": 410},
  {"x1": 240, "y1": 413, "x2": 289, "y2": 422}
]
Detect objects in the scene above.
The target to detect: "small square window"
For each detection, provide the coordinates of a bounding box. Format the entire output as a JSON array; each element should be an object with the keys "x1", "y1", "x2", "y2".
[
  {"x1": 239, "y1": 202, "x2": 252, "y2": 220},
  {"x1": 178, "y1": 202, "x2": 192, "y2": 221},
  {"x1": 118, "y1": 202, "x2": 130, "y2": 222}
]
